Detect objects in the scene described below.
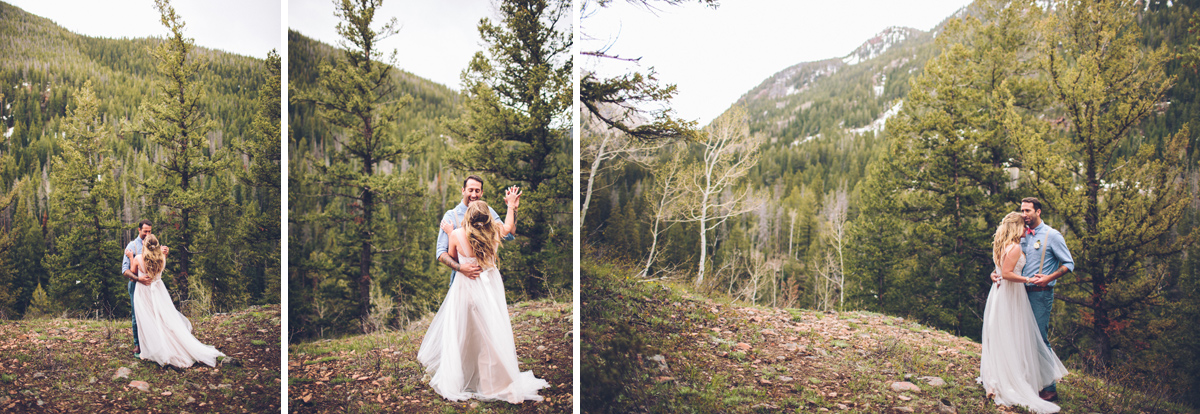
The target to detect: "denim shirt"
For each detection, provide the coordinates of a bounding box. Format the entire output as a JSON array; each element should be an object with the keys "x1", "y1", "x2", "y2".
[
  {"x1": 435, "y1": 202, "x2": 514, "y2": 276},
  {"x1": 1019, "y1": 222, "x2": 1075, "y2": 287},
  {"x1": 121, "y1": 237, "x2": 143, "y2": 274}
]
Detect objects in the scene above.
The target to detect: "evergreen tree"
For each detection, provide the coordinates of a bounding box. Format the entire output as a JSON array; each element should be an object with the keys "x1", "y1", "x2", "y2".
[
  {"x1": 291, "y1": 0, "x2": 423, "y2": 324},
  {"x1": 132, "y1": 0, "x2": 233, "y2": 300},
  {"x1": 43, "y1": 80, "x2": 123, "y2": 316},
  {"x1": 447, "y1": 0, "x2": 573, "y2": 298},
  {"x1": 0, "y1": 181, "x2": 20, "y2": 318},
  {"x1": 1017, "y1": 0, "x2": 1196, "y2": 366},
  {"x1": 868, "y1": 0, "x2": 1044, "y2": 336},
  {"x1": 232, "y1": 50, "x2": 282, "y2": 304}
]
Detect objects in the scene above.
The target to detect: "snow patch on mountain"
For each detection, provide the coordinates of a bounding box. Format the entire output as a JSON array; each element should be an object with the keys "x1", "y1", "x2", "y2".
[{"x1": 848, "y1": 100, "x2": 903, "y2": 135}]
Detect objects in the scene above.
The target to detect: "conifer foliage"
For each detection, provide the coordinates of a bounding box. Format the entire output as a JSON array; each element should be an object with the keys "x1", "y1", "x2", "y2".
[
  {"x1": 291, "y1": 0, "x2": 424, "y2": 325},
  {"x1": 448, "y1": 0, "x2": 573, "y2": 298}
]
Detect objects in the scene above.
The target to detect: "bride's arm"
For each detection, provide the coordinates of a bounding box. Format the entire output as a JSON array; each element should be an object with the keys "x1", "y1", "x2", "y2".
[{"x1": 999, "y1": 246, "x2": 1032, "y2": 283}]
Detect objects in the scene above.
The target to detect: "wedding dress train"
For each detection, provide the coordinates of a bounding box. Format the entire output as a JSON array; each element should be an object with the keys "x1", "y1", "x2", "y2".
[
  {"x1": 978, "y1": 245, "x2": 1068, "y2": 414},
  {"x1": 134, "y1": 265, "x2": 225, "y2": 368},
  {"x1": 417, "y1": 234, "x2": 548, "y2": 403}
]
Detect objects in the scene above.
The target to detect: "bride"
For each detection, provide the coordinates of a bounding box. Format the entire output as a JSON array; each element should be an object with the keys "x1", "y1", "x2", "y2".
[
  {"x1": 124, "y1": 234, "x2": 225, "y2": 368},
  {"x1": 979, "y1": 212, "x2": 1068, "y2": 413},
  {"x1": 417, "y1": 200, "x2": 548, "y2": 403}
]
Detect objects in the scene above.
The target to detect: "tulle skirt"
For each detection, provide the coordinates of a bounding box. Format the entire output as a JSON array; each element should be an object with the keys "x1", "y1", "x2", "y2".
[
  {"x1": 978, "y1": 279, "x2": 1069, "y2": 414},
  {"x1": 417, "y1": 267, "x2": 548, "y2": 403},
  {"x1": 134, "y1": 279, "x2": 225, "y2": 368}
]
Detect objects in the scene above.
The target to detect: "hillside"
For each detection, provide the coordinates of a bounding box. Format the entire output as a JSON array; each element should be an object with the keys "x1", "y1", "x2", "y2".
[
  {"x1": 287, "y1": 299, "x2": 572, "y2": 413},
  {"x1": 0, "y1": 0, "x2": 280, "y2": 320},
  {"x1": 581, "y1": 256, "x2": 1195, "y2": 413},
  {"x1": 0, "y1": 304, "x2": 282, "y2": 413}
]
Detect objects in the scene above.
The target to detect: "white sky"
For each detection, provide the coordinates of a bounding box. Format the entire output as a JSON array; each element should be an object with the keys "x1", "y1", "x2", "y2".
[
  {"x1": 582, "y1": 0, "x2": 975, "y2": 125},
  {"x1": 289, "y1": 0, "x2": 497, "y2": 90},
  {"x1": 6, "y1": 0, "x2": 281, "y2": 59}
]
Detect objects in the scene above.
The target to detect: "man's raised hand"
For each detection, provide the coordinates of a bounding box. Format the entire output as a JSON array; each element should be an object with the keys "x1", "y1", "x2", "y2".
[{"x1": 504, "y1": 186, "x2": 521, "y2": 210}]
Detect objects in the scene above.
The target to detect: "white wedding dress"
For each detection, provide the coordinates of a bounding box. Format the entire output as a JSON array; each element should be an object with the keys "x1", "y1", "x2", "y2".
[
  {"x1": 417, "y1": 232, "x2": 548, "y2": 403},
  {"x1": 978, "y1": 245, "x2": 1069, "y2": 413},
  {"x1": 133, "y1": 260, "x2": 225, "y2": 368}
]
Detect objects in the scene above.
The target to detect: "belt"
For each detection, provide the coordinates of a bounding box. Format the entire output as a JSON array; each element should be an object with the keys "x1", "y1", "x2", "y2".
[{"x1": 1025, "y1": 285, "x2": 1054, "y2": 292}]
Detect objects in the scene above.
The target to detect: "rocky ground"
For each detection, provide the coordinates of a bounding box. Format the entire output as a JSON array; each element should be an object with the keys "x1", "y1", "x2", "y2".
[
  {"x1": 582, "y1": 258, "x2": 1193, "y2": 414},
  {"x1": 288, "y1": 299, "x2": 572, "y2": 413},
  {"x1": 0, "y1": 304, "x2": 282, "y2": 413}
]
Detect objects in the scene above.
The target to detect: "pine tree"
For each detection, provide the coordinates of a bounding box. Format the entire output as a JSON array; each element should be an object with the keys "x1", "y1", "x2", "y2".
[
  {"x1": 1017, "y1": 0, "x2": 1196, "y2": 366},
  {"x1": 43, "y1": 80, "x2": 123, "y2": 316},
  {"x1": 869, "y1": 0, "x2": 1044, "y2": 335},
  {"x1": 291, "y1": 0, "x2": 424, "y2": 324},
  {"x1": 447, "y1": 0, "x2": 572, "y2": 298},
  {"x1": 232, "y1": 50, "x2": 282, "y2": 304},
  {"x1": 132, "y1": 0, "x2": 233, "y2": 300}
]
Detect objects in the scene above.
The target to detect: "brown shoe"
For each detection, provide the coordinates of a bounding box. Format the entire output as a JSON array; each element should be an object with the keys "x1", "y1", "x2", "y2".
[{"x1": 1038, "y1": 390, "x2": 1058, "y2": 402}]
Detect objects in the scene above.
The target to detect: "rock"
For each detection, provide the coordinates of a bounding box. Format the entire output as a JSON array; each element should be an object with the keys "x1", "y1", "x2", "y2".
[
  {"x1": 161, "y1": 391, "x2": 172, "y2": 396},
  {"x1": 938, "y1": 398, "x2": 956, "y2": 413},
  {"x1": 898, "y1": 395, "x2": 912, "y2": 401},
  {"x1": 759, "y1": 379, "x2": 772, "y2": 385},
  {"x1": 775, "y1": 356, "x2": 787, "y2": 361},
  {"x1": 778, "y1": 376, "x2": 793, "y2": 382},
  {"x1": 890, "y1": 381, "x2": 921, "y2": 393},
  {"x1": 654, "y1": 376, "x2": 674, "y2": 382},
  {"x1": 88, "y1": 376, "x2": 96, "y2": 384},
  {"x1": 837, "y1": 404, "x2": 848, "y2": 410},
  {"x1": 536, "y1": 345, "x2": 546, "y2": 351},
  {"x1": 761, "y1": 329, "x2": 777, "y2": 336},
  {"x1": 113, "y1": 367, "x2": 132, "y2": 380},
  {"x1": 647, "y1": 354, "x2": 668, "y2": 371},
  {"x1": 918, "y1": 376, "x2": 946, "y2": 387},
  {"x1": 37, "y1": 399, "x2": 44, "y2": 407},
  {"x1": 32, "y1": 372, "x2": 45, "y2": 379},
  {"x1": 187, "y1": 397, "x2": 196, "y2": 404},
  {"x1": 894, "y1": 407, "x2": 915, "y2": 413},
  {"x1": 735, "y1": 343, "x2": 752, "y2": 352},
  {"x1": 129, "y1": 381, "x2": 150, "y2": 392},
  {"x1": 751, "y1": 403, "x2": 779, "y2": 410},
  {"x1": 218, "y1": 357, "x2": 241, "y2": 367}
]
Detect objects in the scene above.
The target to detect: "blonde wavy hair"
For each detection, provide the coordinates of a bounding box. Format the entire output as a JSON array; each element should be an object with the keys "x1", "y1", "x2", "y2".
[
  {"x1": 993, "y1": 212, "x2": 1025, "y2": 265},
  {"x1": 142, "y1": 234, "x2": 166, "y2": 276},
  {"x1": 462, "y1": 200, "x2": 502, "y2": 268}
]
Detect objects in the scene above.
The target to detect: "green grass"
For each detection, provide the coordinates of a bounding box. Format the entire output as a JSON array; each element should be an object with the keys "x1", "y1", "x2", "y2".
[{"x1": 251, "y1": 339, "x2": 267, "y2": 346}]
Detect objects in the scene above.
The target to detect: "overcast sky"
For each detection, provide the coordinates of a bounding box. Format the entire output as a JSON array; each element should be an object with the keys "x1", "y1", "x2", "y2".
[
  {"x1": 582, "y1": 0, "x2": 975, "y2": 125},
  {"x1": 6, "y1": 0, "x2": 281, "y2": 59},
  {"x1": 289, "y1": 0, "x2": 497, "y2": 90}
]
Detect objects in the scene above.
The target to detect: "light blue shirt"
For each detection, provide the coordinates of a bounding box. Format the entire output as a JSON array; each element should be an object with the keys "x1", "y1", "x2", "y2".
[
  {"x1": 436, "y1": 202, "x2": 513, "y2": 279},
  {"x1": 121, "y1": 237, "x2": 143, "y2": 274},
  {"x1": 1019, "y1": 221, "x2": 1074, "y2": 287}
]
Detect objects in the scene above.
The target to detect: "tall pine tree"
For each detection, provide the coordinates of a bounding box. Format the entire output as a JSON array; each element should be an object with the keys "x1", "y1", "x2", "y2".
[
  {"x1": 869, "y1": 0, "x2": 1044, "y2": 336},
  {"x1": 1016, "y1": 0, "x2": 1196, "y2": 366},
  {"x1": 448, "y1": 0, "x2": 573, "y2": 298},
  {"x1": 133, "y1": 0, "x2": 232, "y2": 300},
  {"x1": 44, "y1": 80, "x2": 123, "y2": 316},
  {"x1": 291, "y1": 0, "x2": 423, "y2": 324}
]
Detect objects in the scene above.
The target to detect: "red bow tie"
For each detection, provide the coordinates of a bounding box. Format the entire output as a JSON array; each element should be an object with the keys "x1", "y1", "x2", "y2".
[{"x1": 1026, "y1": 227, "x2": 1035, "y2": 236}]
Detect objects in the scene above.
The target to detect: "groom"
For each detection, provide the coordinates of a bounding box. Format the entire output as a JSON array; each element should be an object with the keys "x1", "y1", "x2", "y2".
[
  {"x1": 992, "y1": 197, "x2": 1074, "y2": 402},
  {"x1": 121, "y1": 220, "x2": 168, "y2": 355},
  {"x1": 436, "y1": 175, "x2": 520, "y2": 284}
]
